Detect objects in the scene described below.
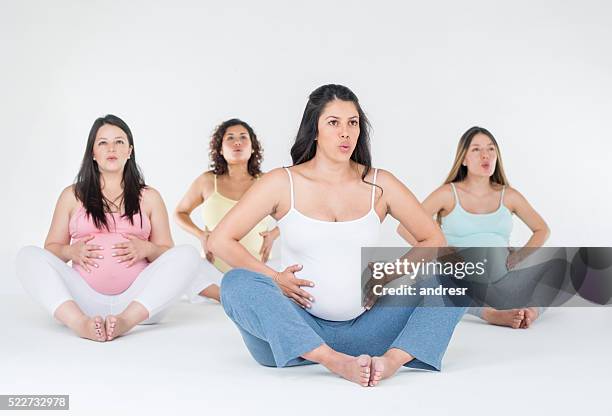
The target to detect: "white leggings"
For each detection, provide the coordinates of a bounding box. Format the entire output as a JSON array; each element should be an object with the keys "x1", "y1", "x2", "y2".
[
  {"x1": 186, "y1": 257, "x2": 281, "y2": 303},
  {"x1": 16, "y1": 245, "x2": 201, "y2": 324}
]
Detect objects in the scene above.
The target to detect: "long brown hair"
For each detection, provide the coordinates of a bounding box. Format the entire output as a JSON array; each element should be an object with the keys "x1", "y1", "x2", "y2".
[{"x1": 437, "y1": 126, "x2": 509, "y2": 223}]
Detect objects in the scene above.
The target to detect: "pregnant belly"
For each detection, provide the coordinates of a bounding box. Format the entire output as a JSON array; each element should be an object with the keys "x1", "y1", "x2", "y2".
[
  {"x1": 72, "y1": 233, "x2": 149, "y2": 295},
  {"x1": 293, "y1": 263, "x2": 365, "y2": 322}
]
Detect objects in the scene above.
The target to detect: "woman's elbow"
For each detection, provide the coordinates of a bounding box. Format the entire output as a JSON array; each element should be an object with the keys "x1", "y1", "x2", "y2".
[
  {"x1": 541, "y1": 224, "x2": 551, "y2": 242},
  {"x1": 434, "y1": 233, "x2": 447, "y2": 247},
  {"x1": 207, "y1": 230, "x2": 225, "y2": 256}
]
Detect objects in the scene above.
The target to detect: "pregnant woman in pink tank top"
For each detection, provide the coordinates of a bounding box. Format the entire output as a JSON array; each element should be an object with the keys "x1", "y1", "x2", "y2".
[{"x1": 17, "y1": 115, "x2": 200, "y2": 342}]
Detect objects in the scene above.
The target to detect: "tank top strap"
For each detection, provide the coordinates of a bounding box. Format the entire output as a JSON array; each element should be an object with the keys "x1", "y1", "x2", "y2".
[
  {"x1": 370, "y1": 168, "x2": 379, "y2": 209},
  {"x1": 283, "y1": 167, "x2": 295, "y2": 209},
  {"x1": 450, "y1": 182, "x2": 459, "y2": 203},
  {"x1": 213, "y1": 174, "x2": 218, "y2": 193},
  {"x1": 500, "y1": 185, "x2": 506, "y2": 202}
]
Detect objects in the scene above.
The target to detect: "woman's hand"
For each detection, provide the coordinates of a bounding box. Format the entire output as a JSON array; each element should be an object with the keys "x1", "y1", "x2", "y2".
[
  {"x1": 272, "y1": 264, "x2": 315, "y2": 308},
  {"x1": 67, "y1": 235, "x2": 104, "y2": 272},
  {"x1": 363, "y1": 261, "x2": 393, "y2": 310},
  {"x1": 258, "y1": 227, "x2": 279, "y2": 263},
  {"x1": 112, "y1": 234, "x2": 153, "y2": 267},
  {"x1": 506, "y1": 247, "x2": 521, "y2": 271},
  {"x1": 200, "y1": 226, "x2": 215, "y2": 263}
]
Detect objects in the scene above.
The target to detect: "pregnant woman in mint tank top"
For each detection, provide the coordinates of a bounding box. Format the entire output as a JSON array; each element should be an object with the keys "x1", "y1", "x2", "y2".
[
  {"x1": 398, "y1": 126, "x2": 550, "y2": 329},
  {"x1": 209, "y1": 85, "x2": 466, "y2": 388},
  {"x1": 16, "y1": 115, "x2": 200, "y2": 342},
  {"x1": 175, "y1": 119, "x2": 279, "y2": 303}
]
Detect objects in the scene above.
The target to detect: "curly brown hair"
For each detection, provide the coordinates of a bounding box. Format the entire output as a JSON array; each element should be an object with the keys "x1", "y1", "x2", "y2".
[{"x1": 209, "y1": 118, "x2": 263, "y2": 177}]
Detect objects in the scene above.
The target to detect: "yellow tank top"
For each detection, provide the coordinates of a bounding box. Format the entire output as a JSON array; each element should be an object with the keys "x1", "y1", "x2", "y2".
[{"x1": 201, "y1": 174, "x2": 269, "y2": 273}]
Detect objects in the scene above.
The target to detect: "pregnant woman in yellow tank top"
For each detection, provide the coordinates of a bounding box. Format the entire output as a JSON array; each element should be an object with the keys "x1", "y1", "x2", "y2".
[{"x1": 175, "y1": 119, "x2": 279, "y2": 302}]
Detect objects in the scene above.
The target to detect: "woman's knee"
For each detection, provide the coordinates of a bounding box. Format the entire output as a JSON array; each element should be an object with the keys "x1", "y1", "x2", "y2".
[
  {"x1": 16, "y1": 245, "x2": 44, "y2": 266},
  {"x1": 251, "y1": 352, "x2": 278, "y2": 367},
  {"x1": 170, "y1": 244, "x2": 200, "y2": 264},
  {"x1": 16, "y1": 246, "x2": 47, "y2": 281},
  {"x1": 220, "y1": 268, "x2": 260, "y2": 303}
]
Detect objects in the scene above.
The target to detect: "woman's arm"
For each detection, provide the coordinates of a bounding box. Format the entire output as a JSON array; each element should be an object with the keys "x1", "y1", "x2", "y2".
[
  {"x1": 174, "y1": 173, "x2": 209, "y2": 241},
  {"x1": 142, "y1": 187, "x2": 174, "y2": 261},
  {"x1": 396, "y1": 184, "x2": 451, "y2": 245},
  {"x1": 380, "y1": 171, "x2": 446, "y2": 247},
  {"x1": 363, "y1": 171, "x2": 447, "y2": 308},
  {"x1": 44, "y1": 186, "x2": 77, "y2": 260},
  {"x1": 208, "y1": 168, "x2": 286, "y2": 279},
  {"x1": 44, "y1": 186, "x2": 103, "y2": 271},
  {"x1": 505, "y1": 187, "x2": 550, "y2": 267}
]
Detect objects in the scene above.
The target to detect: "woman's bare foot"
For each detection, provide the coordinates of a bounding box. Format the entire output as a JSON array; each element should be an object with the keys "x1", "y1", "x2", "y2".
[
  {"x1": 369, "y1": 348, "x2": 413, "y2": 386},
  {"x1": 481, "y1": 308, "x2": 524, "y2": 329},
  {"x1": 303, "y1": 345, "x2": 371, "y2": 386},
  {"x1": 520, "y1": 307, "x2": 539, "y2": 328},
  {"x1": 73, "y1": 315, "x2": 106, "y2": 342},
  {"x1": 105, "y1": 301, "x2": 149, "y2": 341},
  {"x1": 198, "y1": 284, "x2": 220, "y2": 302},
  {"x1": 105, "y1": 315, "x2": 135, "y2": 341},
  {"x1": 325, "y1": 354, "x2": 372, "y2": 387}
]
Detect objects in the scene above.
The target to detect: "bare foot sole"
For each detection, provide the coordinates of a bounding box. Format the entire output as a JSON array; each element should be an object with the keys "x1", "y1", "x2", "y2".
[
  {"x1": 105, "y1": 315, "x2": 134, "y2": 341},
  {"x1": 328, "y1": 354, "x2": 372, "y2": 387},
  {"x1": 199, "y1": 284, "x2": 220, "y2": 302},
  {"x1": 74, "y1": 316, "x2": 106, "y2": 342},
  {"x1": 482, "y1": 308, "x2": 525, "y2": 329},
  {"x1": 369, "y1": 356, "x2": 404, "y2": 386},
  {"x1": 520, "y1": 307, "x2": 540, "y2": 328}
]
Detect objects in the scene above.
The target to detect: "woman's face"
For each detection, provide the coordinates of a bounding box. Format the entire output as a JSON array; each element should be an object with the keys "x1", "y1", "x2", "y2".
[
  {"x1": 92, "y1": 124, "x2": 132, "y2": 174},
  {"x1": 463, "y1": 133, "x2": 497, "y2": 177},
  {"x1": 316, "y1": 99, "x2": 360, "y2": 161},
  {"x1": 220, "y1": 125, "x2": 253, "y2": 165}
]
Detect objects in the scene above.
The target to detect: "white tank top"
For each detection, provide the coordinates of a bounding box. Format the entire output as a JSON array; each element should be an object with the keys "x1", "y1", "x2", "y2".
[{"x1": 278, "y1": 167, "x2": 381, "y2": 321}]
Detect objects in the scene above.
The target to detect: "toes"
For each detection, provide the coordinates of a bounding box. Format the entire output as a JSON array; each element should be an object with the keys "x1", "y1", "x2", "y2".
[
  {"x1": 105, "y1": 317, "x2": 117, "y2": 340},
  {"x1": 357, "y1": 354, "x2": 371, "y2": 367},
  {"x1": 369, "y1": 358, "x2": 385, "y2": 386}
]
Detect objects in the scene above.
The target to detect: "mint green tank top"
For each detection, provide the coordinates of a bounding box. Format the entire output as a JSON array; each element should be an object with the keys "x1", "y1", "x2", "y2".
[
  {"x1": 441, "y1": 183, "x2": 513, "y2": 247},
  {"x1": 440, "y1": 183, "x2": 513, "y2": 282}
]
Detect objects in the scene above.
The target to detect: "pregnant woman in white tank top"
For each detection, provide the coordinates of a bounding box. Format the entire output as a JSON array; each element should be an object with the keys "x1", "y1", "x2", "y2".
[{"x1": 209, "y1": 84, "x2": 466, "y2": 387}]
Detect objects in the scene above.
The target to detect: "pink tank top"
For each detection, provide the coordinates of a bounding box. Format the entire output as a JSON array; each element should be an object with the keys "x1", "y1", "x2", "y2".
[{"x1": 69, "y1": 204, "x2": 151, "y2": 295}]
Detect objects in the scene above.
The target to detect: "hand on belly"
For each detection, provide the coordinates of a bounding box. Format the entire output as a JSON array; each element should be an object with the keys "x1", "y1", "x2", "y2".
[{"x1": 73, "y1": 234, "x2": 148, "y2": 294}]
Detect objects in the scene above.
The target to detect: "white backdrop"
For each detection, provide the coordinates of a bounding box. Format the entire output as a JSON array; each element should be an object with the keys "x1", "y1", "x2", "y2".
[{"x1": 2, "y1": 0, "x2": 611, "y2": 293}]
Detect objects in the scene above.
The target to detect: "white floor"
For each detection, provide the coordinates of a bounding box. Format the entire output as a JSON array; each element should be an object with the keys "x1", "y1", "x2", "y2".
[{"x1": 1, "y1": 294, "x2": 610, "y2": 416}]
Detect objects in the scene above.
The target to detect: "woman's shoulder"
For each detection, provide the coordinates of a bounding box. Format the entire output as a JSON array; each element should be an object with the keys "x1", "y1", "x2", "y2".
[
  {"x1": 55, "y1": 185, "x2": 80, "y2": 218},
  {"x1": 59, "y1": 185, "x2": 79, "y2": 206},
  {"x1": 187, "y1": 171, "x2": 215, "y2": 195},
  {"x1": 140, "y1": 185, "x2": 163, "y2": 204},
  {"x1": 257, "y1": 167, "x2": 293, "y2": 185},
  {"x1": 432, "y1": 183, "x2": 454, "y2": 197},
  {"x1": 500, "y1": 185, "x2": 525, "y2": 206},
  {"x1": 259, "y1": 166, "x2": 292, "y2": 181}
]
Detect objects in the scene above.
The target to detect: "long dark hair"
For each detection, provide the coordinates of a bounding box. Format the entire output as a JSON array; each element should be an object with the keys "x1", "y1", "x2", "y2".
[
  {"x1": 290, "y1": 84, "x2": 374, "y2": 183},
  {"x1": 74, "y1": 114, "x2": 146, "y2": 231},
  {"x1": 209, "y1": 119, "x2": 263, "y2": 177}
]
